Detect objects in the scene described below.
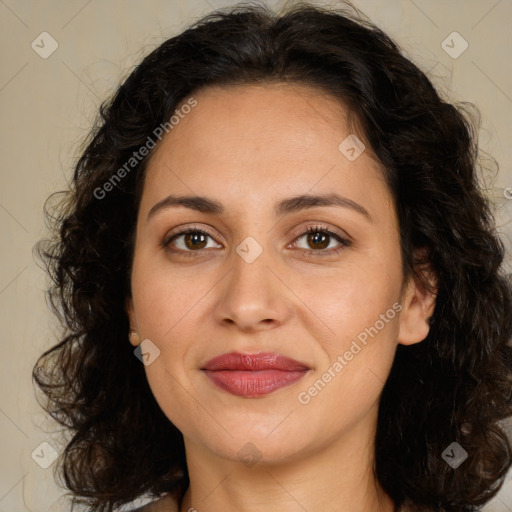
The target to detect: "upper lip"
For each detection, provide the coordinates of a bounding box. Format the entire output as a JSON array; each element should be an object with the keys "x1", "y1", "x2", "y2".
[{"x1": 201, "y1": 352, "x2": 310, "y2": 371}]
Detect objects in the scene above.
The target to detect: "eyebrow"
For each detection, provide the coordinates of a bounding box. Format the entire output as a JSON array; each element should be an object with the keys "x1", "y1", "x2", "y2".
[{"x1": 146, "y1": 192, "x2": 372, "y2": 222}]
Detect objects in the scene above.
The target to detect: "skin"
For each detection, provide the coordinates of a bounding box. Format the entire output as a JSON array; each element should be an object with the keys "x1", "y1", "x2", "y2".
[{"x1": 126, "y1": 82, "x2": 437, "y2": 512}]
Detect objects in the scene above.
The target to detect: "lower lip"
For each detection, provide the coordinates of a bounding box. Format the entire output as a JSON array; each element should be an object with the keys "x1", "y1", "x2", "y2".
[{"x1": 203, "y1": 369, "x2": 308, "y2": 397}]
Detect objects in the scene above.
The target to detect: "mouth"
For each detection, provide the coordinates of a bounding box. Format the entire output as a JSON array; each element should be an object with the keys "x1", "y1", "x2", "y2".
[{"x1": 201, "y1": 352, "x2": 311, "y2": 398}]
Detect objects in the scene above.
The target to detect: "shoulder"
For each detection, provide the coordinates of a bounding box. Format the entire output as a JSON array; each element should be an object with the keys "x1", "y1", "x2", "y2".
[{"x1": 128, "y1": 494, "x2": 179, "y2": 512}]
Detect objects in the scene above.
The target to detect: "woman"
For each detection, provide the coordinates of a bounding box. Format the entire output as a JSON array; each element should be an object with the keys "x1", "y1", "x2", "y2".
[{"x1": 33, "y1": 2, "x2": 512, "y2": 511}]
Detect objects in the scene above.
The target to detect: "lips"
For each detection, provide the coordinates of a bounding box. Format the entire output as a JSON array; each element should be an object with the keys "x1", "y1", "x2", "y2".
[{"x1": 201, "y1": 352, "x2": 310, "y2": 398}]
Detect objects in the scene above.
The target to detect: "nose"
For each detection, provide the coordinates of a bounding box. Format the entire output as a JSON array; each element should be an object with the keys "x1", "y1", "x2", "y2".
[{"x1": 213, "y1": 243, "x2": 293, "y2": 332}]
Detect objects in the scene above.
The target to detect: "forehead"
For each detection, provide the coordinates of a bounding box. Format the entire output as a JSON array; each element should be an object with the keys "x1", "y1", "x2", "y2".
[
  {"x1": 140, "y1": 82, "x2": 392, "y2": 221},
  {"x1": 166, "y1": 82, "x2": 366, "y2": 159}
]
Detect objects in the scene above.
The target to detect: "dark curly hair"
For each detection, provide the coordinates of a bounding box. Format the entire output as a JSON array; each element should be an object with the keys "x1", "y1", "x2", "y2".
[{"x1": 33, "y1": 1, "x2": 512, "y2": 511}]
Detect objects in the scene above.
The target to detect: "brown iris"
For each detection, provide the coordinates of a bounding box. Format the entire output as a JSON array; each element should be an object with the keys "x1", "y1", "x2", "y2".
[
  {"x1": 306, "y1": 231, "x2": 329, "y2": 250},
  {"x1": 184, "y1": 232, "x2": 208, "y2": 250}
]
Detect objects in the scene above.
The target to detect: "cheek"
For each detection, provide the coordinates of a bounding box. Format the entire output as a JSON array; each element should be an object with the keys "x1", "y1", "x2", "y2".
[
  {"x1": 131, "y1": 250, "x2": 206, "y2": 337},
  {"x1": 132, "y1": 266, "x2": 205, "y2": 428},
  {"x1": 143, "y1": 362, "x2": 212, "y2": 442},
  {"x1": 297, "y1": 250, "x2": 402, "y2": 398},
  {"x1": 298, "y1": 255, "x2": 402, "y2": 344},
  {"x1": 298, "y1": 303, "x2": 400, "y2": 432}
]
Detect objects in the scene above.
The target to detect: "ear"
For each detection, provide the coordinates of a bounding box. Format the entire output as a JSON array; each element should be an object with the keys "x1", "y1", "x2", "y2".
[
  {"x1": 397, "y1": 254, "x2": 437, "y2": 346},
  {"x1": 125, "y1": 296, "x2": 140, "y2": 347}
]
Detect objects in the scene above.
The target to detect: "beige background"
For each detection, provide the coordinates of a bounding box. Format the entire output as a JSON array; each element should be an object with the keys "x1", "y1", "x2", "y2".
[{"x1": 1, "y1": 0, "x2": 511, "y2": 510}]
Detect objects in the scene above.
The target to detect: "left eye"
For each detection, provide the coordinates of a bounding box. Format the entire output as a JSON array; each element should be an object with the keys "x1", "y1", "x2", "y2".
[{"x1": 291, "y1": 227, "x2": 349, "y2": 252}]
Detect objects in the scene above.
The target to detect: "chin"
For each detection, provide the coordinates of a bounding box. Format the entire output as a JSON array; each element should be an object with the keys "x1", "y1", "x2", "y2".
[
  {"x1": 211, "y1": 435, "x2": 311, "y2": 468},
  {"x1": 199, "y1": 417, "x2": 323, "y2": 466}
]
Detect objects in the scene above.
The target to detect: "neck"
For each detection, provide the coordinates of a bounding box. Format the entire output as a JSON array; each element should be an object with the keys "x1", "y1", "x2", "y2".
[{"x1": 179, "y1": 410, "x2": 396, "y2": 512}]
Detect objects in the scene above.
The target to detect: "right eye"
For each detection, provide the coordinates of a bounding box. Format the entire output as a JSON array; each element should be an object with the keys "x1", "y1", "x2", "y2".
[{"x1": 162, "y1": 227, "x2": 223, "y2": 256}]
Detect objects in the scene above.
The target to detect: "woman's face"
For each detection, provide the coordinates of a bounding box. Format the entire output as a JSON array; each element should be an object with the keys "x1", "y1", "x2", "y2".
[{"x1": 127, "y1": 83, "x2": 433, "y2": 466}]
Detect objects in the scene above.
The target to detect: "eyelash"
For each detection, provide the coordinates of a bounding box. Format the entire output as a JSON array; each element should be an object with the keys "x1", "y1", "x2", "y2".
[{"x1": 162, "y1": 225, "x2": 352, "y2": 258}]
